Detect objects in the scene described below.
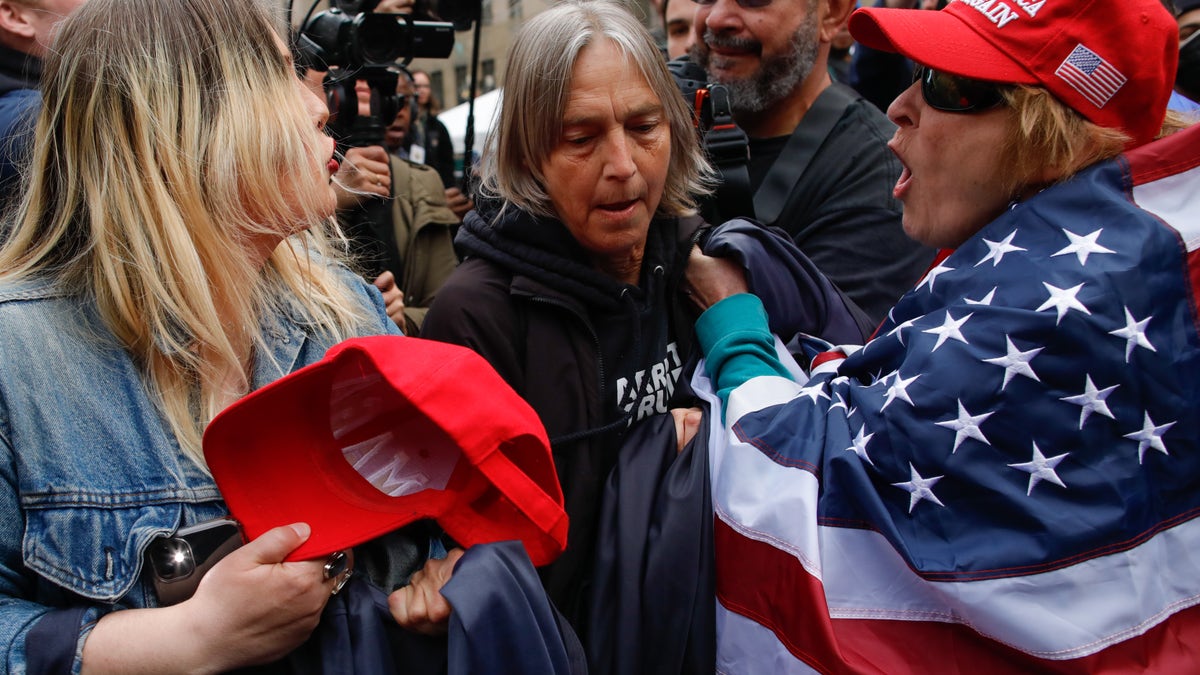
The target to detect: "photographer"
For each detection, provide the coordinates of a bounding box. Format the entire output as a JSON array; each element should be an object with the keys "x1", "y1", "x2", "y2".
[
  {"x1": 298, "y1": 2, "x2": 463, "y2": 336},
  {"x1": 409, "y1": 69, "x2": 456, "y2": 189},
  {"x1": 325, "y1": 71, "x2": 461, "y2": 336}
]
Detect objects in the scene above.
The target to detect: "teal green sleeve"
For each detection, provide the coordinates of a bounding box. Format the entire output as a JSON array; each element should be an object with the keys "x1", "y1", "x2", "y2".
[{"x1": 695, "y1": 293, "x2": 795, "y2": 411}]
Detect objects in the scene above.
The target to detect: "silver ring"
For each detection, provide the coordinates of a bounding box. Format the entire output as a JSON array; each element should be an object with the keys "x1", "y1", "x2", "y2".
[
  {"x1": 322, "y1": 550, "x2": 348, "y2": 580},
  {"x1": 323, "y1": 550, "x2": 353, "y2": 595}
]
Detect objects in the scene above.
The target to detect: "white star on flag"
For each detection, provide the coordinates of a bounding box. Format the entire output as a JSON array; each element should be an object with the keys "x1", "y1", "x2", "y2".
[
  {"x1": 846, "y1": 426, "x2": 875, "y2": 465},
  {"x1": 797, "y1": 382, "x2": 831, "y2": 405},
  {"x1": 1036, "y1": 282, "x2": 1092, "y2": 324},
  {"x1": 1059, "y1": 375, "x2": 1118, "y2": 429},
  {"x1": 976, "y1": 231, "x2": 1027, "y2": 267},
  {"x1": 1124, "y1": 412, "x2": 1175, "y2": 464},
  {"x1": 881, "y1": 372, "x2": 920, "y2": 410},
  {"x1": 1008, "y1": 442, "x2": 1069, "y2": 496},
  {"x1": 923, "y1": 311, "x2": 973, "y2": 352},
  {"x1": 935, "y1": 400, "x2": 994, "y2": 453},
  {"x1": 1052, "y1": 228, "x2": 1115, "y2": 265},
  {"x1": 887, "y1": 317, "x2": 918, "y2": 345},
  {"x1": 965, "y1": 288, "x2": 997, "y2": 306},
  {"x1": 829, "y1": 390, "x2": 849, "y2": 414},
  {"x1": 892, "y1": 464, "x2": 946, "y2": 513},
  {"x1": 983, "y1": 336, "x2": 1043, "y2": 390},
  {"x1": 917, "y1": 262, "x2": 954, "y2": 293},
  {"x1": 829, "y1": 378, "x2": 857, "y2": 417},
  {"x1": 1109, "y1": 306, "x2": 1157, "y2": 363}
]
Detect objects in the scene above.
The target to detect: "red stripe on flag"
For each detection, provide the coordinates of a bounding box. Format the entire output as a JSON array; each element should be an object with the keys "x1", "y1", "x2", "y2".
[
  {"x1": 1126, "y1": 124, "x2": 1200, "y2": 186},
  {"x1": 715, "y1": 516, "x2": 1200, "y2": 674},
  {"x1": 810, "y1": 351, "x2": 846, "y2": 371}
]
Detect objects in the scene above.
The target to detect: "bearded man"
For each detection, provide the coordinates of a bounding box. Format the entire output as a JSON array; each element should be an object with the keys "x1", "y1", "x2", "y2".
[{"x1": 689, "y1": 0, "x2": 932, "y2": 324}]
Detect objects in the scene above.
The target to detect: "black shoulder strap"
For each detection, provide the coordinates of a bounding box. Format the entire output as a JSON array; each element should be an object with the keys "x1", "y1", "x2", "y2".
[
  {"x1": 753, "y1": 83, "x2": 858, "y2": 226},
  {"x1": 702, "y1": 85, "x2": 755, "y2": 221}
]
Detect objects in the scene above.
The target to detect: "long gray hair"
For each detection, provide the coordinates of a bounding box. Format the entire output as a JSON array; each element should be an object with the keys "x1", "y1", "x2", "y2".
[{"x1": 479, "y1": 0, "x2": 715, "y2": 219}]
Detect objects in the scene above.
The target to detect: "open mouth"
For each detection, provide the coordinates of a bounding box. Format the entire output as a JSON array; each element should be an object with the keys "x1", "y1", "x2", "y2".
[
  {"x1": 599, "y1": 199, "x2": 638, "y2": 214},
  {"x1": 894, "y1": 164, "x2": 912, "y2": 200},
  {"x1": 888, "y1": 142, "x2": 912, "y2": 200}
]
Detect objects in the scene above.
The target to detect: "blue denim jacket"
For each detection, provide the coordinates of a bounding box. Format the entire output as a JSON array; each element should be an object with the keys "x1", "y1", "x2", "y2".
[{"x1": 0, "y1": 269, "x2": 401, "y2": 674}]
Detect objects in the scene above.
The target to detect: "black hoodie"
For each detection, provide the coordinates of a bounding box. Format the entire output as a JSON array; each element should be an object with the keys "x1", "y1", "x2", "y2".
[{"x1": 423, "y1": 203, "x2": 704, "y2": 633}]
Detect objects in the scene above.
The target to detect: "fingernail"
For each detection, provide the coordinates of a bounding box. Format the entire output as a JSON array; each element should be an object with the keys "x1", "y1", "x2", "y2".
[{"x1": 290, "y1": 523, "x2": 311, "y2": 539}]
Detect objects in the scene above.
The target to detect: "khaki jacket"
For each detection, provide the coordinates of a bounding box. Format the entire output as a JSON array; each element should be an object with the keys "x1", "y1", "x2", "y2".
[{"x1": 387, "y1": 157, "x2": 460, "y2": 335}]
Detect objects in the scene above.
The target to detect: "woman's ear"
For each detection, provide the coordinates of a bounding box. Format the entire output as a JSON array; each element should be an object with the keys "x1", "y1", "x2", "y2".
[{"x1": 0, "y1": 1, "x2": 39, "y2": 41}]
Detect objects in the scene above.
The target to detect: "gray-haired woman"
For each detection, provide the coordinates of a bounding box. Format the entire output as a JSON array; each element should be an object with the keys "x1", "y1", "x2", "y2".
[{"x1": 421, "y1": 0, "x2": 714, "y2": 633}]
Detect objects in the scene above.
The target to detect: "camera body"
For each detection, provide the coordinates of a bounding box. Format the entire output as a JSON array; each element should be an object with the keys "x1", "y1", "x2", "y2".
[
  {"x1": 297, "y1": 9, "x2": 456, "y2": 73},
  {"x1": 296, "y1": 1, "x2": 465, "y2": 149}
]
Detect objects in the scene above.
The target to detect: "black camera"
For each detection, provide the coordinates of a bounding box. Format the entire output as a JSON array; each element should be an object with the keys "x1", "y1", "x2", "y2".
[
  {"x1": 295, "y1": 0, "x2": 474, "y2": 149},
  {"x1": 296, "y1": 9, "x2": 455, "y2": 73}
]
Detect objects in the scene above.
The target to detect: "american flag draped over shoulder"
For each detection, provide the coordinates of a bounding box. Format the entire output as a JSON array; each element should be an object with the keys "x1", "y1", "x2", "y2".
[{"x1": 696, "y1": 125, "x2": 1200, "y2": 674}]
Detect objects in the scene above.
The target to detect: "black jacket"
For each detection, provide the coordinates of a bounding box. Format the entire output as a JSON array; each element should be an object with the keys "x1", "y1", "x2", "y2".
[
  {"x1": 0, "y1": 42, "x2": 39, "y2": 202},
  {"x1": 413, "y1": 112, "x2": 457, "y2": 189},
  {"x1": 421, "y1": 204, "x2": 704, "y2": 632}
]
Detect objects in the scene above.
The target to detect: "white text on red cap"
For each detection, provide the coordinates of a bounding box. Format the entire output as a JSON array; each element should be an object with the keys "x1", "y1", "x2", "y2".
[{"x1": 955, "y1": 0, "x2": 1046, "y2": 29}]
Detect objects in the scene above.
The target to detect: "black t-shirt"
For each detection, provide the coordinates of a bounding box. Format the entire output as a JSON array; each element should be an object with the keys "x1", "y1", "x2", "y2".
[
  {"x1": 748, "y1": 134, "x2": 791, "y2": 188},
  {"x1": 745, "y1": 88, "x2": 934, "y2": 324}
]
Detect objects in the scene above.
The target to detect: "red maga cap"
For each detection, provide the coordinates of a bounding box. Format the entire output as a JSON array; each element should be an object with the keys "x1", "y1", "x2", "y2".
[
  {"x1": 203, "y1": 336, "x2": 568, "y2": 565},
  {"x1": 849, "y1": 0, "x2": 1178, "y2": 147}
]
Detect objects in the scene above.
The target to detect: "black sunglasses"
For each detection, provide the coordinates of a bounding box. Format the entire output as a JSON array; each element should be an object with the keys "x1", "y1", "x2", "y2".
[{"x1": 913, "y1": 65, "x2": 1006, "y2": 113}]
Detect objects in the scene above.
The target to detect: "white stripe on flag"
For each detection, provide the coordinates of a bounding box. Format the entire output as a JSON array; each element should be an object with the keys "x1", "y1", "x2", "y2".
[
  {"x1": 1132, "y1": 163, "x2": 1200, "y2": 252},
  {"x1": 819, "y1": 519, "x2": 1200, "y2": 658},
  {"x1": 716, "y1": 601, "x2": 822, "y2": 675}
]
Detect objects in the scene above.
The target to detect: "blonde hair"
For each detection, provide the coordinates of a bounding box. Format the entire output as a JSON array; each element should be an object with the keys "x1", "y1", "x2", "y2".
[
  {"x1": 479, "y1": 0, "x2": 714, "y2": 219},
  {"x1": 0, "y1": 0, "x2": 369, "y2": 465},
  {"x1": 997, "y1": 87, "x2": 1129, "y2": 194}
]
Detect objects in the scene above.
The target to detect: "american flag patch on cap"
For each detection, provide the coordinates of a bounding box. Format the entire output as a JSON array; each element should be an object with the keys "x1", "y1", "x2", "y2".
[{"x1": 1054, "y1": 44, "x2": 1127, "y2": 108}]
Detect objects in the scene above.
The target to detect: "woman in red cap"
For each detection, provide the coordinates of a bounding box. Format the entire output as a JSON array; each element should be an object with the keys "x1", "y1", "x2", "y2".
[{"x1": 683, "y1": 0, "x2": 1200, "y2": 672}]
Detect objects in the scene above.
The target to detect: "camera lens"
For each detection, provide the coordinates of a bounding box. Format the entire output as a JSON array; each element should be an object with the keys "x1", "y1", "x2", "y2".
[{"x1": 355, "y1": 13, "x2": 405, "y2": 65}]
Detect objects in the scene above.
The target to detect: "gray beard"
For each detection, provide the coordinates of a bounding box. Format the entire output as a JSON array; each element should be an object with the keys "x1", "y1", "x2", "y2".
[{"x1": 694, "y1": 17, "x2": 820, "y2": 119}]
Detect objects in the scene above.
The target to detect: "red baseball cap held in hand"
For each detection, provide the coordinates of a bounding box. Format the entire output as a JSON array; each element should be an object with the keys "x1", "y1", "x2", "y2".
[
  {"x1": 203, "y1": 336, "x2": 568, "y2": 566},
  {"x1": 849, "y1": 0, "x2": 1178, "y2": 147}
]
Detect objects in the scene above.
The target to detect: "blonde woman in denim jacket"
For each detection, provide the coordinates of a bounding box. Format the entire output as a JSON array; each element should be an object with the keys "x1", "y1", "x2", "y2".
[{"x1": 0, "y1": 0, "x2": 423, "y2": 671}]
